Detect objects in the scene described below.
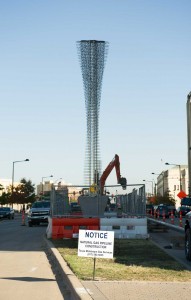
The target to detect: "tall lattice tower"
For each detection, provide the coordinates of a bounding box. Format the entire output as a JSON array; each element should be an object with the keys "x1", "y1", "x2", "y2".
[{"x1": 77, "y1": 40, "x2": 109, "y2": 186}]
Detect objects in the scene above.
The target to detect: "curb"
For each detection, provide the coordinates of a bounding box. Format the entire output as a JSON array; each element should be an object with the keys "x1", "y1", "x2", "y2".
[{"x1": 44, "y1": 237, "x2": 93, "y2": 300}]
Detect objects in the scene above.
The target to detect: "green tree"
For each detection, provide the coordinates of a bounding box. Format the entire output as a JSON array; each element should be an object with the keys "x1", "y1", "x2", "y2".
[
  {"x1": 10, "y1": 178, "x2": 35, "y2": 205},
  {"x1": 0, "y1": 184, "x2": 4, "y2": 192},
  {"x1": 0, "y1": 184, "x2": 8, "y2": 205},
  {"x1": 155, "y1": 190, "x2": 176, "y2": 206},
  {"x1": 0, "y1": 191, "x2": 11, "y2": 205}
]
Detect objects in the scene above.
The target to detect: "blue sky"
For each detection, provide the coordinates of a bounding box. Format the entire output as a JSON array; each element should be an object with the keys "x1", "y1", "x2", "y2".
[{"x1": 0, "y1": 1, "x2": 191, "y2": 193}]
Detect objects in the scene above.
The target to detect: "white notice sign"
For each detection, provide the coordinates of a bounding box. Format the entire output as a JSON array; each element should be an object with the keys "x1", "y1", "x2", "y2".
[{"x1": 78, "y1": 230, "x2": 114, "y2": 259}]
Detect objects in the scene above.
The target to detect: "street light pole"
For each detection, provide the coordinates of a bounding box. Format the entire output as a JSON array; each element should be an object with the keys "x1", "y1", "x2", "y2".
[
  {"x1": 187, "y1": 92, "x2": 191, "y2": 197},
  {"x1": 165, "y1": 162, "x2": 182, "y2": 191},
  {"x1": 143, "y1": 180, "x2": 154, "y2": 196},
  {"x1": 11, "y1": 159, "x2": 29, "y2": 206},
  {"x1": 151, "y1": 172, "x2": 164, "y2": 196},
  {"x1": 41, "y1": 175, "x2": 53, "y2": 198}
]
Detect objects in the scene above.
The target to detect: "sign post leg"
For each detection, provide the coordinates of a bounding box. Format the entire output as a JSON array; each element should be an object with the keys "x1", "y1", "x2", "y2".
[{"x1": 93, "y1": 257, "x2": 96, "y2": 280}]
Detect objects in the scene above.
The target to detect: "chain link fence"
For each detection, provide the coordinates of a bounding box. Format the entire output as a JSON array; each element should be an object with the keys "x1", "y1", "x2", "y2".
[{"x1": 50, "y1": 183, "x2": 146, "y2": 218}]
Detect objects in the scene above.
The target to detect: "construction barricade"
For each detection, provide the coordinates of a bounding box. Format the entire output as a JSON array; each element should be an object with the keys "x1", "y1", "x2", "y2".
[
  {"x1": 47, "y1": 217, "x2": 100, "y2": 239},
  {"x1": 100, "y1": 217, "x2": 148, "y2": 239}
]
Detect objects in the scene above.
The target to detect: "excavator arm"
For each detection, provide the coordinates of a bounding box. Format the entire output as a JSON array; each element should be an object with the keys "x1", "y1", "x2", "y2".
[{"x1": 99, "y1": 154, "x2": 127, "y2": 194}]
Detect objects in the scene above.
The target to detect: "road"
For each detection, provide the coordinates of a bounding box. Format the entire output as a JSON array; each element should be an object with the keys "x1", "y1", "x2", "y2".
[{"x1": 0, "y1": 213, "x2": 69, "y2": 300}]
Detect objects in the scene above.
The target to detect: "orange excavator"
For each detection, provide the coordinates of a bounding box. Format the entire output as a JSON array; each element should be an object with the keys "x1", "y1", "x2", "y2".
[{"x1": 99, "y1": 154, "x2": 127, "y2": 194}]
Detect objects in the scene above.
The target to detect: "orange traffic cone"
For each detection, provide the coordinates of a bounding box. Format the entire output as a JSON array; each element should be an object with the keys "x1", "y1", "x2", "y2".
[
  {"x1": 170, "y1": 210, "x2": 174, "y2": 225},
  {"x1": 21, "y1": 209, "x2": 26, "y2": 226},
  {"x1": 162, "y1": 209, "x2": 166, "y2": 222},
  {"x1": 179, "y1": 210, "x2": 183, "y2": 227}
]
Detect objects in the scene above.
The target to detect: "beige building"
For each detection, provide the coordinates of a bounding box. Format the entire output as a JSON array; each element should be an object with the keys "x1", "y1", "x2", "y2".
[
  {"x1": 156, "y1": 165, "x2": 188, "y2": 208},
  {"x1": 36, "y1": 180, "x2": 81, "y2": 202}
]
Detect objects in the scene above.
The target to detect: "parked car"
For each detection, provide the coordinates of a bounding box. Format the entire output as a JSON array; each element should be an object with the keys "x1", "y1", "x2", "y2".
[
  {"x1": 176, "y1": 206, "x2": 191, "y2": 217},
  {"x1": 0, "y1": 207, "x2": 14, "y2": 219}
]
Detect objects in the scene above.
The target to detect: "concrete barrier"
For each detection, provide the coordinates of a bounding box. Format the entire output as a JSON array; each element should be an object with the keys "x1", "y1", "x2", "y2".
[
  {"x1": 147, "y1": 218, "x2": 184, "y2": 233},
  {"x1": 100, "y1": 217, "x2": 148, "y2": 239}
]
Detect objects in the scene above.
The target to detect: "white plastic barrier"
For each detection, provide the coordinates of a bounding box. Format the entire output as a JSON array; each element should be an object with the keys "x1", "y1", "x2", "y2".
[{"x1": 100, "y1": 217, "x2": 148, "y2": 239}]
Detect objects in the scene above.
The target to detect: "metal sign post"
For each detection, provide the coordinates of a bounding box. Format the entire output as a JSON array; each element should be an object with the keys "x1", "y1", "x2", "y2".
[{"x1": 93, "y1": 257, "x2": 96, "y2": 280}]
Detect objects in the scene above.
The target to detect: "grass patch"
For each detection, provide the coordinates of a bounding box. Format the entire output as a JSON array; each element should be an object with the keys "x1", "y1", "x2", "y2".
[{"x1": 51, "y1": 238, "x2": 191, "y2": 281}]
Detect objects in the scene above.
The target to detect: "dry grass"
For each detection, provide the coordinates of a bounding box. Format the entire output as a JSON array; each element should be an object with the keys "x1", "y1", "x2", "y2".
[{"x1": 51, "y1": 238, "x2": 191, "y2": 281}]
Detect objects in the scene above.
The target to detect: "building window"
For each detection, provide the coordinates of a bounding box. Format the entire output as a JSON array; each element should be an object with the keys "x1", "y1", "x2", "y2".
[{"x1": 174, "y1": 185, "x2": 176, "y2": 191}]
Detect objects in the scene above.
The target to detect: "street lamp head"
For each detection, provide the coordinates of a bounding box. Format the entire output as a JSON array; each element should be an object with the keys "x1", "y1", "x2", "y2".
[
  {"x1": 25, "y1": 159, "x2": 29, "y2": 161},
  {"x1": 165, "y1": 162, "x2": 180, "y2": 167},
  {"x1": 54, "y1": 177, "x2": 62, "y2": 184},
  {"x1": 50, "y1": 175, "x2": 53, "y2": 178}
]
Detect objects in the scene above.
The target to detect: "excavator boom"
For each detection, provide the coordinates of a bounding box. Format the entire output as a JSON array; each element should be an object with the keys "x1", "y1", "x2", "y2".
[{"x1": 99, "y1": 154, "x2": 127, "y2": 194}]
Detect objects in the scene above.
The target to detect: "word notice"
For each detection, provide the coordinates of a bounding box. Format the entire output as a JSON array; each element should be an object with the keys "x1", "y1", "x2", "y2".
[{"x1": 78, "y1": 230, "x2": 114, "y2": 259}]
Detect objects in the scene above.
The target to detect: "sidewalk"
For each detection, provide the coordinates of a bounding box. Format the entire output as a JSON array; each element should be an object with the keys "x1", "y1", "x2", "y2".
[
  {"x1": 45, "y1": 238, "x2": 191, "y2": 300},
  {"x1": 0, "y1": 215, "x2": 69, "y2": 300},
  {"x1": 81, "y1": 281, "x2": 191, "y2": 300}
]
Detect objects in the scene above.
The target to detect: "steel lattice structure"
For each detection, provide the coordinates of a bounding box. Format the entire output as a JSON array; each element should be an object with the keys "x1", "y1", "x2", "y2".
[{"x1": 77, "y1": 40, "x2": 109, "y2": 186}]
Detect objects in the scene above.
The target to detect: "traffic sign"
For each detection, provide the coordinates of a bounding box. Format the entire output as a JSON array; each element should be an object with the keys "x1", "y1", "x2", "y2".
[
  {"x1": 177, "y1": 190, "x2": 187, "y2": 199},
  {"x1": 78, "y1": 230, "x2": 114, "y2": 259}
]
